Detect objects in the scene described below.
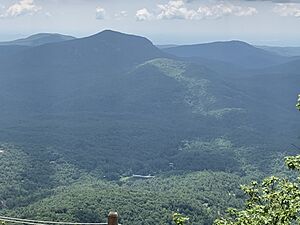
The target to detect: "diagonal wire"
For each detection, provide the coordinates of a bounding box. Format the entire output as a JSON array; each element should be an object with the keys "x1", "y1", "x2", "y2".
[
  {"x1": 0, "y1": 218, "x2": 47, "y2": 225},
  {"x1": 0, "y1": 216, "x2": 107, "y2": 225}
]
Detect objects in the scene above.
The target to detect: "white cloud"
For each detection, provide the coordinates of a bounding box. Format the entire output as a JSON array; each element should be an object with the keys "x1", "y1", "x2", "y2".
[
  {"x1": 136, "y1": 8, "x2": 153, "y2": 21},
  {"x1": 1, "y1": 0, "x2": 41, "y2": 18},
  {"x1": 114, "y1": 10, "x2": 128, "y2": 19},
  {"x1": 96, "y1": 7, "x2": 106, "y2": 20},
  {"x1": 157, "y1": 0, "x2": 198, "y2": 20},
  {"x1": 138, "y1": 0, "x2": 257, "y2": 21},
  {"x1": 196, "y1": 3, "x2": 258, "y2": 19},
  {"x1": 273, "y1": 3, "x2": 300, "y2": 17}
]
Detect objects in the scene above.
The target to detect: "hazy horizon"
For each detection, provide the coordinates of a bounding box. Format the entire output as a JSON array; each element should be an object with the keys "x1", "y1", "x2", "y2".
[
  {"x1": 0, "y1": 0, "x2": 300, "y2": 46},
  {"x1": 1, "y1": 29, "x2": 300, "y2": 48}
]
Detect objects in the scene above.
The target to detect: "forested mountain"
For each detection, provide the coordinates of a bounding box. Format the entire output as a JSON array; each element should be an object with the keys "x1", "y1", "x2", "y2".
[
  {"x1": 0, "y1": 30, "x2": 299, "y2": 224},
  {"x1": 162, "y1": 41, "x2": 291, "y2": 69},
  {"x1": 0, "y1": 33, "x2": 75, "y2": 47}
]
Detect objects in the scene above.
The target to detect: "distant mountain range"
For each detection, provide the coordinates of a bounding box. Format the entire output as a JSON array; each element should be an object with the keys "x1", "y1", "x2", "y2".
[
  {"x1": 257, "y1": 45, "x2": 300, "y2": 57},
  {"x1": 161, "y1": 40, "x2": 294, "y2": 69},
  {"x1": 156, "y1": 44, "x2": 178, "y2": 49},
  {"x1": 0, "y1": 33, "x2": 75, "y2": 47},
  {"x1": 156, "y1": 43, "x2": 300, "y2": 57}
]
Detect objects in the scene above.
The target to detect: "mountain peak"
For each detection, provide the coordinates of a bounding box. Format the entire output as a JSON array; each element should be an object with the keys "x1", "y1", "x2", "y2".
[
  {"x1": 98, "y1": 29, "x2": 123, "y2": 35},
  {"x1": 89, "y1": 29, "x2": 154, "y2": 45},
  {"x1": 7, "y1": 30, "x2": 165, "y2": 70}
]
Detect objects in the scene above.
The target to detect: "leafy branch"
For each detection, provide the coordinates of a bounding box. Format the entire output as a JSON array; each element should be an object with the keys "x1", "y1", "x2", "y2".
[
  {"x1": 173, "y1": 213, "x2": 189, "y2": 225},
  {"x1": 214, "y1": 94, "x2": 300, "y2": 225},
  {"x1": 297, "y1": 94, "x2": 300, "y2": 111}
]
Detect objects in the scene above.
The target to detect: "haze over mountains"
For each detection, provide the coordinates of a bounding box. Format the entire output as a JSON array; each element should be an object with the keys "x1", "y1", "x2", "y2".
[
  {"x1": 0, "y1": 30, "x2": 299, "y2": 224},
  {"x1": 162, "y1": 41, "x2": 295, "y2": 69},
  {"x1": 257, "y1": 45, "x2": 300, "y2": 57},
  {"x1": 0, "y1": 33, "x2": 75, "y2": 47},
  {"x1": 0, "y1": 29, "x2": 299, "y2": 168}
]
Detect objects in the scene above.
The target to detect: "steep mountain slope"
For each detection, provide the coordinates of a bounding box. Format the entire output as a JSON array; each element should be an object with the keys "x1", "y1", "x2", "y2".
[
  {"x1": 0, "y1": 33, "x2": 75, "y2": 47},
  {"x1": 163, "y1": 40, "x2": 291, "y2": 69},
  {"x1": 0, "y1": 57, "x2": 245, "y2": 175},
  {"x1": 0, "y1": 30, "x2": 167, "y2": 116}
]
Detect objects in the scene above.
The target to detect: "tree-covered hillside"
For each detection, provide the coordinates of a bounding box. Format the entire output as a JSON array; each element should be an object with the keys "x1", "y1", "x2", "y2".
[{"x1": 6, "y1": 172, "x2": 249, "y2": 225}]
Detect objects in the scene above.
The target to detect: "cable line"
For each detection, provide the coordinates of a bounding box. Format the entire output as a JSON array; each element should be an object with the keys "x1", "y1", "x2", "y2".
[
  {"x1": 0, "y1": 216, "x2": 107, "y2": 225},
  {"x1": 0, "y1": 218, "x2": 47, "y2": 225}
]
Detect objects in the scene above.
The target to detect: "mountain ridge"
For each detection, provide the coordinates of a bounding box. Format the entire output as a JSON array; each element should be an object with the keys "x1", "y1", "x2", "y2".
[
  {"x1": 162, "y1": 40, "x2": 291, "y2": 69},
  {"x1": 1, "y1": 30, "x2": 167, "y2": 72},
  {"x1": 257, "y1": 45, "x2": 300, "y2": 57},
  {"x1": 0, "y1": 33, "x2": 75, "y2": 47}
]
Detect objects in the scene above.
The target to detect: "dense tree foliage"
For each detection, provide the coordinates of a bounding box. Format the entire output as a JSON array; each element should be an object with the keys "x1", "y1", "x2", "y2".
[
  {"x1": 297, "y1": 94, "x2": 300, "y2": 111},
  {"x1": 173, "y1": 213, "x2": 189, "y2": 225},
  {"x1": 214, "y1": 156, "x2": 300, "y2": 225},
  {"x1": 3, "y1": 172, "x2": 248, "y2": 225},
  {"x1": 214, "y1": 96, "x2": 300, "y2": 225}
]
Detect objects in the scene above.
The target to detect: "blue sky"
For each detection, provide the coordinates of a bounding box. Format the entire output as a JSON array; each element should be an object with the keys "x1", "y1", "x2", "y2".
[{"x1": 0, "y1": 0, "x2": 300, "y2": 46}]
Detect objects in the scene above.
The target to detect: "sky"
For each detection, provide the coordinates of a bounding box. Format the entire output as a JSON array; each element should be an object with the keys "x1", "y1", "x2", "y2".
[{"x1": 0, "y1": 0, "x2": 300, "y2": 46}]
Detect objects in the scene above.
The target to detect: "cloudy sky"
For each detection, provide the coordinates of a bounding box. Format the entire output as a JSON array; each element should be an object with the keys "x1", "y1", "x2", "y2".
[{"x1": 0, "y1": 0, "x2": 300, "y2": 46}]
